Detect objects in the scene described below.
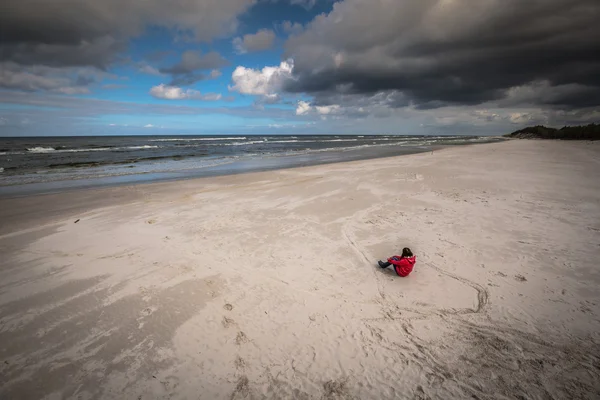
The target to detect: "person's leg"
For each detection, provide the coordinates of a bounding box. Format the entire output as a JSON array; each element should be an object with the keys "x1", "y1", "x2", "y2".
[{"x1": 378, "y1": 260, "x2": 391, "y2": 268}]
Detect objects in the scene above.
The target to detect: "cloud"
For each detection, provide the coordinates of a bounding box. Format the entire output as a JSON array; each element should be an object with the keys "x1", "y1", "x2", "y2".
[
  {"x1": 138, "y1": 63, "x2": 163, "y2": 76},
  {"x1": 1, "y1": 0, "x2": 254, "y2": 68},
  {"x1": 501, "y1": 80, "x2": 600, "y2": 108},
  {"x1": 232, "y1": 29, "x2": 276, "y2": 54},
  {"x1": 102, "y1": 84, "x2": 127, "y2": 90},
  {"x1": 281, "y1": 21, "x2": 304, "y2": 35},
  {"x1": 1, "y1": 0, "x2": 248, "y2": 94},
  {"x1": 159, "y1": 50, "x2": 228, "y2": 86},
  {"x1": 296, "y1": 101, "x2": 311, "y2": 115},
  {"x1": 315, "y1": 104, "x2": 340, "y2": 115},
  {"x1": 283, "y1": 0, "x2": 600, "y2": 110},
  {"x1": 0, "y1": 62, "x2": 105, "y2": 94},
  {"x1": 144, "y1": 124, "x2": 155, "y2": 128},
  {"x1": 295, "y1": 102, "x2": 344, "y2": 116},
  {"x1": 290, "y1": 0, "x2": 318, "y2": 9},
  {"x1": 144, "y1": 50, "x2": 174, "y2": 62},
  {"x1": 165, "y1": 68, "x2": 222, "y2": 87},
  {"x1": 0, "y1": 91, "x2": 298, "y2": 137},
  {"x1": 2, "y1": 89, "x2": 599, "y2": 137},
  {"x1": 160, "y1": 51, "x2": 228, "y2": 75},
  {"x1": 149, "y1": 84, "x2": 222, "y2": 101},
  {"x1": 229, "y1": 60, "x2": 294, "y2": 96}
]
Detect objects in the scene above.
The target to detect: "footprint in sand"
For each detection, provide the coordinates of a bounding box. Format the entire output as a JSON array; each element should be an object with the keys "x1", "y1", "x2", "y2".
[
  {"x1": 234, "y1": 355, "x2": 246, "y2": 370},
  {"x1": 224, "y1": 303, "x2": 233, "y2": 311},
  {"x1": 322, "y1": 379, "x2": 352, "y2": 400},
  {"x1": 222, "y1": 316, "x2": 235, "y2": 328},
  {"x1": 235, "y1": 331, "x2": 249, "y2": 345},
  {"x1": 231, "y1": 376, "x2": 250, "y2": 399}
]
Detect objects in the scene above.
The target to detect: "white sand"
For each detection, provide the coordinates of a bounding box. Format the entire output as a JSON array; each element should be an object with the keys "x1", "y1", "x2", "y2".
[{"x1": 1, "y1": 140, "x2": 599, "y2": 399}]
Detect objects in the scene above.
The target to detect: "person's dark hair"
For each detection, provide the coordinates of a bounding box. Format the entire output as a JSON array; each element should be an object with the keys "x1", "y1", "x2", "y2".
[{"x1": 402, "y1": 247, "x2": 413, "y2": 257}]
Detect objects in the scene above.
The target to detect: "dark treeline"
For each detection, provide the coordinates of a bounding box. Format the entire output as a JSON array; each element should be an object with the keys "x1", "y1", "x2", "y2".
[{"x1": 505, "y1": 124, "x2": 600, "y2": 140}]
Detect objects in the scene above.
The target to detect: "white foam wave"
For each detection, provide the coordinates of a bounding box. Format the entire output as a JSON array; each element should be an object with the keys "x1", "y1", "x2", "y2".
[
  {"x1": 289, "y1": 141, "x2": 410, "y2": 155},
  {"x1": 231, "y1": 140, "x2": 265, "y2": 146},
  {"x1": 150, "y1": 137, "x2": 246, "y2": 142},
  {"x1": 27, "y1": 147, "x2": 56, "y2": 153},
  {"x1": 26, "y1": 145, "x2": 159, "y2": 154},
  {"x1": 122, "y1": 145, "x2": 159, "y2": 150}
]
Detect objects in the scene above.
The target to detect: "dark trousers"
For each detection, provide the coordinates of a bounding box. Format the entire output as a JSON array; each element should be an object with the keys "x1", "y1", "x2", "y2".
[{"x1": 379, "y1": 256, "x2": 399, "y2": 268}]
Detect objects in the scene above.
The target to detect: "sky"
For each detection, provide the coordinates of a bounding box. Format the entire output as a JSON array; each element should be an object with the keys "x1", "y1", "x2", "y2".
[{"x1": 1, "y1": 0, "x2": 599, "y2": 137}]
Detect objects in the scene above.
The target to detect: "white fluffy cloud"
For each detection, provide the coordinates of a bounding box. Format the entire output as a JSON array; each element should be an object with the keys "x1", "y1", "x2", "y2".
[
  {"x1": 233, "y1": 29, "x2": 276, "y2": 54},
  {"x1": 296, "y1": 101, "x2": 342, "y2": 116},
  {"x1": 149, "y1": 84, "x2": 222, "y2": 101},
  {"x1": 229, "y1": 60, "x2": 293, "y2": 96},
  {"x1": 315, "y1": 104, "x2": 340, "y2": 115},
  {"x1": 296, "y1": 100, "x2": 311, "y2": 115}
]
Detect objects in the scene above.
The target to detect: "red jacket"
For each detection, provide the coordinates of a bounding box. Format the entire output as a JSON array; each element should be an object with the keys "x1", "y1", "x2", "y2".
[{"x1": 388, "y1": 256, "x2": 416, "y2": 277}]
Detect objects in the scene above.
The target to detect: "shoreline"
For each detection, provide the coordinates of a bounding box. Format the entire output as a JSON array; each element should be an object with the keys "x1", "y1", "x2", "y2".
[
  {"x1": 0, "y1": 137, "x2": 502, "y2": 198},
  {"x1": 0, "y1": 142, "x2": 485, "y2": 235},
  {"x1": 1, "y1": 139, "x2": 599, "y2": 399},
  {"x1": 0, "y1": 144, "x2": 437, "y2": 199}
]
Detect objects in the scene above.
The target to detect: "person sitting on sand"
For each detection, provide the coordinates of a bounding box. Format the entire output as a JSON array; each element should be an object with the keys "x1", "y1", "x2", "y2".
[{"x1": 378, "y1": 247, "x2": 416, "y2": 277}]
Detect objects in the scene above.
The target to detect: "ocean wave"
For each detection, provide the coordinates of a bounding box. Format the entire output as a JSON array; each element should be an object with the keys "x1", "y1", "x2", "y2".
[
  {"x1": 232, "y1": 140, "x2": 266, "y2": 146},
  {"x1": 150, "y1": 137, "x2": 246, "y2": 142},
  {"x1": 120, "y1": 145, "x2": 159, "y2": 150},
  {"x1": 27, "y1": 147, "x2": 57, "y2": 153},
  {"x1": 26, "y1": 145, "x2": 159, "y2": 154},
  {"x1": 271, "y1": 141, "x2": 410, "y2": 157},
  {"x1": 46, "y1": 154, "x2": 193, "y2": 169},
  {"x1": 312, "y1": 141, "x2": 414, "y2": 153}
]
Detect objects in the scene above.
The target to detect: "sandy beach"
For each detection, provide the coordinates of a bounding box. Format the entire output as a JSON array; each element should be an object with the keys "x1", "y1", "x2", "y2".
[{"x1": 1, "y1": 139, "x2": 599, "y2": 399}]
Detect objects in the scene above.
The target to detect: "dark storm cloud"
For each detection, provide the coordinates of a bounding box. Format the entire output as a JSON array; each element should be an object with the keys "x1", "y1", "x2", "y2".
[
  {"x1": 2, "y1": 37, "x2": 125, "y2": 70},
  {"x1": 168, "y1": 73, "x2": 210, "y2": 87},
  {"x1": 283, "y1": 0, "x2": 600, "y2": 109},
  {"x1": 1, "y1": 0, "x2": 254, "y2": 68},
  {"x1": 159, "y1": 51, "x2": 229, "y2": 86},
  {"x1": 145, "y1": 50, "x2": 175, "y2": 62},
  {"x1": 0, "y1": 62, "x2": 115, "y2": 94},
  {"x1": 159, "y1": 51, "x2": 229, "y2": 75},
  {"x1": 233, "y1": 29, "x2": 276, "y2": 53}
]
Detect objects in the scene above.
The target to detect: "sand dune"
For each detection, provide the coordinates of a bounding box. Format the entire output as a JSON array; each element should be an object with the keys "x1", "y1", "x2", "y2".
[{"x1": 1, "y1": 140, "x2": 599, "y2": 399}]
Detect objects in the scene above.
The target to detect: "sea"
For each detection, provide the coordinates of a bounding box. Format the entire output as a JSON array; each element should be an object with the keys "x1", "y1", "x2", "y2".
[{"x1": 0, "y1": 135, "x2": 503, "y2": 196}]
